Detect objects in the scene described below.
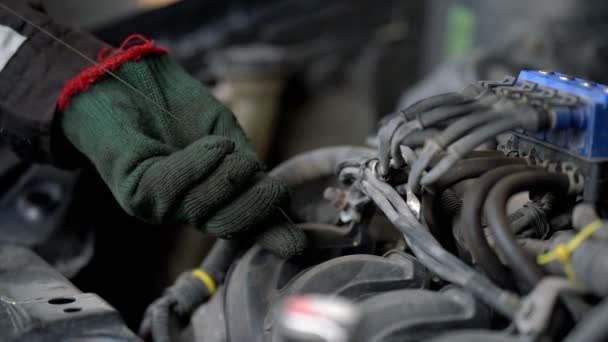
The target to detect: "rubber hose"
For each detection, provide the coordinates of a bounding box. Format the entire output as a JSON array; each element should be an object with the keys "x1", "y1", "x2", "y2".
[
  {"x1": 485, "y1": 171, "x2": 570, "y2": 292},
  {"x1": 421, "y1": 117, "x2": 523, "y2": 186},
  {"x1": 359, "y1": 170, "x2": 520, "y2": 317},
  {"x1": 447, "y1": 111, "x2": 545, "y2": 161},
  {"x1": 401, "y1": 128, "x2": 440, "y2": 147},
  {"x1": 400, "y1": 92, "x2": 467, "y2": 120},
  {"x1": 378, "y1": 93, "x2": 468, "y2": 176},
  {"x1": 378, "y1": 117, "x2": 408, "y2": 176},
  {"x1": 419, "y1": 100, "x2": 488, "y2": 128},
  {"x1": 391, "y1": 101, "x2": 487, "y2": 168},
  {"x1": 460, "y1": 165, "x2": 532, "y2": 290},
  {"x1": 440, "y1": 189, "x2": 462, "y2": 217},
  {"x1": 433, "y1": 157, "x2": 527, "y2": 190},
  {"x1": 422, "y1": 192, "x2": 457, "y2": 253},
  {"x1": 435, "y1": 110, "x2": 505, "y2": 147},
  {"x1": 421, "y1": 106, "x2": 547, "y2": 187},
  {"x1": 390, "y1": 122, "x2": 419, "y2": 168},
  {"x1": 269, "y1": 146, "x2": 376, "y2": 186},
  {"x1": 464, "y1": 150, "x2": 506, "y2": 158},
  {"x1": 420, "y1": 192, "x2": 458, "y2": 254},
  {"x1": 423, "y1": 157, "x2": 526, "y2": 254},
  {"x1": 199, "y1": 240, "x2": 241, "y2": 283},
  {"x1": 407, "y1": 111, "x2": 504, "y2": 193}
]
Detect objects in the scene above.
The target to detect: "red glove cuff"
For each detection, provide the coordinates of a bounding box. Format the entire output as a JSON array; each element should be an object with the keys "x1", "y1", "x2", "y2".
[{"x1": 57, "y1": 34, "x2": 168, "y2": 111}]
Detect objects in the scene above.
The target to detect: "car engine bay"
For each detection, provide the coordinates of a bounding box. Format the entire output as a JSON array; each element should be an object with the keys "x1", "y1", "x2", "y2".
[{"x1": 2, "y1": 1, "x2": 608, "y2": 342}]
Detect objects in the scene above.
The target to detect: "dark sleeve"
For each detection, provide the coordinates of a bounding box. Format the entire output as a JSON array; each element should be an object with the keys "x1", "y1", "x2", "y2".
[{"x1": 0, "y1": 0, "x2": 104, "y2": 164}]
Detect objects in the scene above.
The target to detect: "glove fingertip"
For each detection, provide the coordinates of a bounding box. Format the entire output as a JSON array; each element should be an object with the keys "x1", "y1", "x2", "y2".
[{"x1": 256, "y1": 223, "x2": 308, "y2": 259}]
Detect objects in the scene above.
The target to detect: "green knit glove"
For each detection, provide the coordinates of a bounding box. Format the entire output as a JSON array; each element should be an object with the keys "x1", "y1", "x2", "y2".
[{"x1": 59, "y1": 54, "x2": 306, "y2": 258}]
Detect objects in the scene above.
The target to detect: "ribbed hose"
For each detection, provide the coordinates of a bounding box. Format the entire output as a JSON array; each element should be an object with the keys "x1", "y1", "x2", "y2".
[
  {"x1": 485, "y1": 171, "x2": 570, "y2": 292},
  {"x1": 422, "y1": 157, "x2": 524, "y2": 252},
  {"x1": 440, "y1": 189, "x2": 462, "y2": 217}
]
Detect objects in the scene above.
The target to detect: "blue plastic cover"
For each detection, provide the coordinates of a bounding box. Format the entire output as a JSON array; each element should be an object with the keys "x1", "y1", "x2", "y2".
[{"x1": 517, "y1": 70, "x2": 608, "y2": 158}]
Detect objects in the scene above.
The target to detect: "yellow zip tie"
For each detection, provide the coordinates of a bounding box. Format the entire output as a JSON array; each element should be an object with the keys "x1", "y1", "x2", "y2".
[
  {"x1": 537, "y1": 219, "x2": 604, "y2": 282},
  {"x1": 191, "y1": 269, "x2": 216, "y2": 296}
]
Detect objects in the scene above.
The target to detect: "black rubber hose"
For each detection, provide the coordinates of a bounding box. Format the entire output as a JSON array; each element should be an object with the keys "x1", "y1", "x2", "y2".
[
  {"x1": 421, "y1": 107, "x2": 548, "y2": 187},
  {"x1": 269, "y1": 146, "x2": 376, "y2": 185},
  {"x1": 421, "y1": 116, "x2": 523, "y2": 186},
  {"x1": 461, "y1": 165, "x2": 532, "y2": 290},
  {"x1": 421, "y1": 192, "x2": 458, "y2": 253},
  {"x1": 401, "y1": 92, "x2": 468, "y2": 120},
  {"x1": 406, "y1": 98, "x2": 501, "y2": 192},
  {"x1": 433, "y1": 157, "x2": 527, "y2": 190},
  {"x1": 440, "y1": 189, "x2": 462, "y2": 217},
  {"x1": 377, "y1": 151, "x2": 509, "y2": 189},
  {"x1": 422, "y1": 157, "x2": 525, "y2": 254},
  {"x1": 484, "y1": 171, "x2": 570, "y2": 292},
  {"x1": 199, "y1": 240, "x2": 241, "y2": 283},
  {"x1": 391, "y1": 99, "x2": 490, "y2": 169},
  {"x1": 462, "y1": 150, "x2": 506, "y2": 158},
  {"x1": 378, "y1": 93, "x2": 468, "y2": 176},
  {"x1": 564, "y1": 298, "x2": 608, "y2": 342},
  {"x1": 358, "y1": 168, "x2": 521, "y2": 317}
]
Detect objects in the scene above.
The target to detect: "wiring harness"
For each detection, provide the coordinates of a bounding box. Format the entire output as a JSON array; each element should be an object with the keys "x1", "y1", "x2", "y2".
[
  {"x1": 142, "y1": 71, "x2": 608, "y2": 342},
  {"x1": 334, "y1": 71, "x2": 608, "y2": 341}
]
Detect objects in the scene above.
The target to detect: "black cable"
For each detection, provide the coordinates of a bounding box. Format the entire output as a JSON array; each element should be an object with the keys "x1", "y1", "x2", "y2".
[
  {"x1": 390, "y1": 97, "x2": 491, "y2": 169},
  {"x1": 400, "y1": 92, "x2": 468, "y2": 120},
  {"x1": 421, "y1": 106, "x2": 549, "y2": 187},
  {"x1": 199, "y1": 240, "x2": 241, "y2": 282},
  {"x1": 357, "y1": 167, "x2": 520, "y2": 317},
  {"x1": 421, "y1": 157, "x2": 525, "y2": 254},
  {"x1": 457, "y1": 149, "x2": 506, "y2": 158},
  {"x1": 378, "y1": 93, "x2": 468, "y2": 176},
  {"x1": 433, "y1": 156, "x2": 526, "y2": 190},
  {"x1": 461, "y1": 165, "x2": 532, "y2": 291},
  {"x1": 140, "y1": 240, "x2": 241, "y2": 341},
  {"x1": 484, "y1": 170, "x2": 570, "y2": 292}
]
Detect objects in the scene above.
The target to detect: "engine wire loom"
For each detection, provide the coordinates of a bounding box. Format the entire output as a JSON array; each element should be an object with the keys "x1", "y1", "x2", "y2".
[
  {"x1": 346, "y1": 70, "x2": 608, "y2": 340},
  {"x1": 145, "y1": 72, "x2": 608, "y2": 342}
]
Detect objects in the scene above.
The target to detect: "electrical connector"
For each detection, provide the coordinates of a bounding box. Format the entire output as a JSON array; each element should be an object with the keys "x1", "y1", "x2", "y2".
[
  {"x1": 516, "y1": 70, "x2": 608, "y2": 159},
  {"x1": 490, "y1": 70, "x2": 608, "y2": 202}
]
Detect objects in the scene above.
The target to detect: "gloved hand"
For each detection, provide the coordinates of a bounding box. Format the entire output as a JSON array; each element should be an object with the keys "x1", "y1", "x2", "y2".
[{"x1": 58, "y1": 40, "x2": 306, "y2": 258}]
